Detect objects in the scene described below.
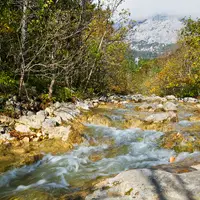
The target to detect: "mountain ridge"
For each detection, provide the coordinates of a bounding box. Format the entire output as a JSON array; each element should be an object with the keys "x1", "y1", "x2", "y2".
[{"x1": 131, "y1": 14, "x2": 184, "y2": 59}]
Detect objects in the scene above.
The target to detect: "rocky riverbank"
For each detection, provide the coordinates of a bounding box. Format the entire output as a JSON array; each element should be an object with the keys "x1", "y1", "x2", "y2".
[
  {"x1": 0, "y1": 94, "x2": 200, "y2": 199},
  {"x1": 81, "y1": 95, "x2": 200, "y2": 200},
  {"x1": 0, "y1": 99, "x2": 99, "y2": 173},
  {"x1": 86, "y1": 163, "x2": 200, "y2": 200}
]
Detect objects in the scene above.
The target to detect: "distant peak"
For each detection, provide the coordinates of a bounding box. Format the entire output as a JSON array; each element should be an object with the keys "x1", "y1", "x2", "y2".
[
  {"x1": 151, "y1": 14, "x2": 169, "y2": 21},
  {"x1": 130, "y1": 14, "x2": 184, "y2": 59}
]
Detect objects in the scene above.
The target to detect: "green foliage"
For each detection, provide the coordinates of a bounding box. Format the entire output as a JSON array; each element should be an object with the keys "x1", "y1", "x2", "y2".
[
  {"x1": 40, "y1": 93, "x2": 56, "y2": 104},
  {"x1": 129, "y1": 18, "x2": 200, "y2": 97},
  {"x1": 0, "y1": 0, "x2": 133, "y2": 99},
  {"x1": 0, "y1": 71, "x2": 17, "y2": 94},
  {"x1": 55, "y1": 87, "x2": 74, "y2": 102}
]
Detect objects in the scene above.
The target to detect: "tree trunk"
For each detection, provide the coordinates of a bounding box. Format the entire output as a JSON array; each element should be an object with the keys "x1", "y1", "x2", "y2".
[
  {"x1": 84, "y1": 31, "x2": 106, "y2": 91},
  {"x1": 18, "y1": 70, "x2": 25, "y2": 98},
  {"x1": 21, "y1": 0, "x2": 28, "y2": 50},
  {"x1": 48, "y1": 75, "x2": 56, "y2": 98},
  {"x1": 18, "y1": 0, "x2": 28, "y2": 98}
]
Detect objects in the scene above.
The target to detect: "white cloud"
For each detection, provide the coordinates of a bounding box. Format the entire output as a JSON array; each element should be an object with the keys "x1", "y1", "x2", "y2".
[{"x1": 119, "y1": 0, "x2": 200, "y2": 20}]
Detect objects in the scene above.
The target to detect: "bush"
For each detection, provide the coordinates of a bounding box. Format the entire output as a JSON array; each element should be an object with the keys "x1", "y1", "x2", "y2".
[
  {"x1": 0, "y1": 71, "x2": 17, "y2": 95},
  {"x1": 55, "y1": 87, "x2": 74, "y2": 102}
]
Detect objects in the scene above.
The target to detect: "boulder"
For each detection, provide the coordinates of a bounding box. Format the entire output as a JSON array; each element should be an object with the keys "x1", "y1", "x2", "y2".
[
  {"x1": 36, "y1": 110, "x2": 46, "y2": 116},
  {"x1": 163, "y1": 102, "x2": 177, "y2": 112},
  {"x1": 144, "y1": 112, "x2": 177, "y2": 123},
  {"x1": 54, "y1": 111, "x2": 74, "y2": 122},
  {"x1": 145, "y1": 96, "x2": 167, "y2": 103},
  {"x1": 42, "y1": 125, "x2": 71, "y2": 141},
  {"x1": 54, "y1": 101, "x2": 61, "y2": 109},
  {"x1": 99, "y1": 96, "x2": 108, "y2": 102},
  {"x1": 17, "y1": 114, "x2": 45, "y2": 130},
  {"x1": 137, "y1": 103, "x2": 164, "y2": 112},
  {"x1": 86, "y1": 169, "x2": 200, "y2": 200},
  {"x1": 45, "y1": 107, "x2": 55, "y2": 116},
  {"x1": 76, "y1": 101, "x2": 90, "y2": 110},
  {"x1": 15, "y1": 124, "x2": 30, "y2": 133},
  {"x1": 0, "y1": 115, "x2": 14, "y2": 125},
  {"x1": 42, "y1": 118, "x2": 57, "y2": 129},
  {"x1": 0, "y1": 133, "x2": 12, "y2": 140},
  {"x1": 48, "y1": 116, "x2": 62, "y2": 125},
  {"x1": 26, "y1": 111, "x2": 35, "y2": 116},
  {"x1": 131, "y1": 94, "x2": 144, "y2": 103},
  {"x1": 166, "y1": 95, "x2": 177, "y2": 101},
  {"x1": 184, "y1": 97, "x2": 198, "y2": 103},
  {"x1": 136, "y1": 102, "x2": 150, "y2": 111}
]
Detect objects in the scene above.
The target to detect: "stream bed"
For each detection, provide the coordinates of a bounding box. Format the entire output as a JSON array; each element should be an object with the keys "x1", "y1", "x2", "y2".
[{"x1": 0, "y1": 101, "x2": 200, "y2": 199}]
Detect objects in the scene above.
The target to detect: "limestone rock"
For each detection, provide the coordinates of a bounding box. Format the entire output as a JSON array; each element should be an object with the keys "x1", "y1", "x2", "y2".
[
  {"x1": 163, "y1": 102, "x2": 177, "y2": 112},
  {"x1": 49, "y1": 116, "x2": 62, "y2": 125},
  {"x1": 15, "y1": 124, "x2": 30, "y2": 133},
  {"x1": 54, "y1": 101, "x2": 61, "y2": 109},
  {"x1": 0, "y1": 133, "x2": 12, "y2": 140},
  {"x1": 131, "y1": 94, "x2": 144, "y2": 103},
  {"x1": 42, "y1": 118, "x2": 57, "y2": 129},
  {"x1": 166, "y1": 95, "x2": 177, "y2": 101},
  {"x1": 86, "y1": 169, "x2": 200, "y2": 200},
  {"x1": 42, "y1": 125, "x2": 71, "y2": 140},
  {"x1": 45, "y1": 107, "x2": 55, "y2": 116},
  {"x1": 76, "y1": 101, "x2": 90, "y2": 110},
  {"x1": 0, "y1": 115, "x2": 14, "y2": 125},
  {"x1": 184, "y1": 97, "x2": 198, "y2": 103},
  {"x1": 17, "y1": 114, "x2": 45, "y2": 129},
  {"x1": 54, "y1": 111, "x2": 74, "y2": 122},
  {"x1": 144, "y1": 112, "x2": 177, "y2": 123},
  {"x1": 36, "y1": 110, "x2": 46, "y2": 116},
  {"x1": 145, "y1": 96, "x2": 167, "y2": 103},
  {"x1": 27, "y1": 111, "x2": 35, "y2": 116},
  {"x1": 137, "y1": 103, "x2": 164, "y2": 112}
]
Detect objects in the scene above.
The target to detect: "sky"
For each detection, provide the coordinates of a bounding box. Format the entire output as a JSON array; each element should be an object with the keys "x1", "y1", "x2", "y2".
[{"x1": 119, "y1": 0, "x2": 200, "y2": 20}]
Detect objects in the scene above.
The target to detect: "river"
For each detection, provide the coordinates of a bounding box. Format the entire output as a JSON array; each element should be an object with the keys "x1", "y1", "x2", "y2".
[{"x1": 0, "y1": 100, "x2": 200, "y2": 199}]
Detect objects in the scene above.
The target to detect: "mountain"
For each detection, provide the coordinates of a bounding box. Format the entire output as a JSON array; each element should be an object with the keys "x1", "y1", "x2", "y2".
[{"x1": 131, "y1": 14, "x2": 184, "y2": 59}]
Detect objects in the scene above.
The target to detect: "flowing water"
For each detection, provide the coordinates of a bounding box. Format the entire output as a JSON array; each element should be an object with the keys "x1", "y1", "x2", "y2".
[{"x1": 0, "y1": 103, "x2": 199, "y2": 199}]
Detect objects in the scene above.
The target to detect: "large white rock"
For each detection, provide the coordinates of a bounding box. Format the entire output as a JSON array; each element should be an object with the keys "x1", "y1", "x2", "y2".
[
  {"x1": 42, "y1": 118, "x2": 57, "y2": 129},
  {"x1": 137, "y1": 103, "x2": 164, "y2": 112},
  {"x1": 36, "y1": 110, "x2": 46, "y2": 116},
  {"x1": 144, "y1": 112, "x2": 177, "y2": 123},
  {"x1": 163, "y1": 102, "x2": 177, "y2": 112},
  {"x1": 49, "y1": 116, "x2": 62, "y2": 125},
  {"x1": 17, "y1": 114, "x2": 45, "y2": 129},
  {"x1": 54, "y1": 101, "x2": 61, "y2": 109},
  {"x1": 86, "y1": 169, "x2": 200, "y2": 200},
  {"x1": 76, "y1": 101, "x2": 90, "y2": 110},
  {"x1": 0, "y1": 133, "x2": 13, "y2": 140},
  {"x1": 184, "y1": 97, "x2": 198, "y2": 103},
  {"x1": 54, "y1": 111, "x2": 74, "y2": 121},
  {"x1": 131, "y1": 94, "x2": 144, "y2": 103},
  {"x1": 45, "y1": 107, "x2": 55, "y2": 116},
  {"x1": 15, "y1": 124, "x2": 30, "y2": 133},
  {"x1": 42, "y1": 125, "x2": 71, "y2": 141},
  {"x1": 145, "y1": 96, "x2": 167, "y2": 103},
  {"x1": 54, "y1": 104, "x2": 80, "y2": 121},
  {"x1": 166, "y1": 95, "x2": 177, "y2": 101}
]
